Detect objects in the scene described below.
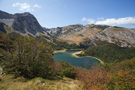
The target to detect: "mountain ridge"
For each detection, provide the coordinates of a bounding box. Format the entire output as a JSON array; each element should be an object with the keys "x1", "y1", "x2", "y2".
[
  {"x1": 48, "y1": 24, "x2": 135, "y2": 47},
  {"x1": 0, "y1": 10, "x2": 50, "y2": 38},
  {"x1": 0, "y1": 10, "x2": 135, "y2": 47}
]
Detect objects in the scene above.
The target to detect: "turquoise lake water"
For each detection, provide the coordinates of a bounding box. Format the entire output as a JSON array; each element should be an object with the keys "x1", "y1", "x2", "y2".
[{"x1": 53, "y1": 50, "x2": 100, "y2": 68}]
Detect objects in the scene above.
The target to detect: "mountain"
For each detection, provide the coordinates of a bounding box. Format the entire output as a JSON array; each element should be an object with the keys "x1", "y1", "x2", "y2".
[
  {"x1": 0, "y1": 10, "x2": 13, "y2": 19},
  {"x1": 0, "y1": 23, "x2": 7, "y2": 33},
  {"x1": 48, "y1": 24, "x2": 102, "y2": 45},
  {"x1": 91, "y1": 27, "x2": 135, "y2": 47},
  {"x1": 48, "y1": 24, "x2": 135, "y2": 47},
  {"x1": 0, "y1": 10, "x2": 50, "y2": 38},
  {"x1": 0, "y1": 10, "x2": 135, "y2": 47}
]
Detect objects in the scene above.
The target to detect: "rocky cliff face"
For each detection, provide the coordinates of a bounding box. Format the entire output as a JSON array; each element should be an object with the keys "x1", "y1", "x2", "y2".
[{"x1": 0, "y1": 10, "x2": 50, "y2": 38}]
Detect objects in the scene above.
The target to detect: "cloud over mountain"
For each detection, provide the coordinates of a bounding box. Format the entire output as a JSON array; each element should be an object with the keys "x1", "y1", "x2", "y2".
[
  {"x1": 82, "y1": 17, "x2": 135, "y2": 26},
  {"x1": 12, "y1": 3, "x2": 41, "y2": 12},
  {"x1": 82, "y1": 17, "x2": 95, "y2": 24},
  {"x1": 95, "y1": 17, "x2": 135, "y2": 26}
]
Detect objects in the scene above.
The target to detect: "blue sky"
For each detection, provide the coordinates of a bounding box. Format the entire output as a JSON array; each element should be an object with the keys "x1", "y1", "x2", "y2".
[{"x1": 0, "y1": 0, "x2": 135, "y2": 28}]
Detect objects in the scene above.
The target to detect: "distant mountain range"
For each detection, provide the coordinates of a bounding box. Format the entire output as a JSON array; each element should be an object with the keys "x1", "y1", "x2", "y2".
[
  {"x1": 0, "y1": 10, "x2": 135, "y2": 47},
  {"x1": 48, "y1": 24, "x2": 135, "y2": 47}
]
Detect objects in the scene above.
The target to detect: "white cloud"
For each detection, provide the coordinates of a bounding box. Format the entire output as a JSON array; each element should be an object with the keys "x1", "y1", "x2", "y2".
[
  {"x1": 81, "y1": 17, "x2": 95, "y2": 24},
  {"x1": 95, "y1": 17, "x2": 135, "y2": 26},
  {"x1": 12, "y1": 3, "x2": 32, "y2": 11},
  {"x1": 81, "y1": 17, "x2": 87, "y2": 21},
  {"x1": 82, "y1": 17, "x2": 135, "y2": 26},
  {"x1": 33, "y1": 4, "x2": 41, "y2": 8},
  {"x1": 12, "y1": 2, "x2": 41, "y2": 12}
]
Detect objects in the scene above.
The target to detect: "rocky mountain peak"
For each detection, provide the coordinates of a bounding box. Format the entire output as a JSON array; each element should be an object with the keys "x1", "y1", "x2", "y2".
[
  {"x1": 0, "y1": 10, "x2": 13, "y2": 19},
  {"x1": 12, "y1": 12, "x2": 44, "y2": 34},
  {"x1": 0, "y1": 10, "x2": 50, "y2": 38},
  {"x1": 13, "y1": 12, "x2": 33, "y2": 17}
]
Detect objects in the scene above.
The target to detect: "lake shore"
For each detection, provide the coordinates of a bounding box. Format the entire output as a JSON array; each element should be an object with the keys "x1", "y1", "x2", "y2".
[
  {"x1": 72, "y1": 51, "x2": 104, "y2": 65},
  {"x1": 53, "y1": 49, "x2": 67, "y2": 53},
  {"x1": 87, "y1": 56, "x2": 104, "y2": 65},
  {"x1": 54, "y1": 49, "x2": 104, "y2": 65},
  {"x1": 72, "y1": 51, "x2": 84, "y2": 58}
]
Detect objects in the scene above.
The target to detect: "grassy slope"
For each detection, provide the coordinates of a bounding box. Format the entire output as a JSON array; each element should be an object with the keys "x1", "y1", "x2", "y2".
[{"x1": 0, "y1": 74, "x2": 82, "y2": 90}]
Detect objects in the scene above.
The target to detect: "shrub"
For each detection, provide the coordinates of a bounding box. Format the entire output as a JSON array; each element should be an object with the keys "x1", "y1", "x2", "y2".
[
  {"x1": 1, "y1": 37, "x2": 58, "y2": 79},
  {"x1": 107, "y1": 70, "x2": 135, "y2": 90},
  {"x1": 76, "y1": 65, "x2": 109, "y2": 90},
  {"x1": 59, "y1": 61, "x2": 76, "y2": 79}
]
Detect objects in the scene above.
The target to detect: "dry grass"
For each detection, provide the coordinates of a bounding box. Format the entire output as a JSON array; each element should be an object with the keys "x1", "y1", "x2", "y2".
[{"x1": 0, "y1": 74, "x2": 82, "y2": 90}]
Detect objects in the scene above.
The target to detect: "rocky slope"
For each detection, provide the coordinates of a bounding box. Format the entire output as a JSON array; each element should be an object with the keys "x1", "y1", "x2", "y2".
[
  {"x1": 0, "y1": 10, "x2": 135, "y2": 47},
  {"x1": 92, "y1": 27, "x2": 135, "y2": 47},
  {"x1": 0, "y1": 10, "x2": 50, "y2": 38},
  {"x1": 48, "y1": 24, "x2": 135, "y2": 47}
]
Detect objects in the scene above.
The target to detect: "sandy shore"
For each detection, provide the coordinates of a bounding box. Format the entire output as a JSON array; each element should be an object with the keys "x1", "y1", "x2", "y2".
[
  {"x1": 87, "y1": 56, "x2": 104, "y2": 65},
  {"x1": 72, "y1": 51, "x2": 104, "y2": 65},
  {"x1": 72, "y1": 51, "x2": 83, "y2": 58},
  {"x1": 53, "y1": 49, "x2": 67, "y2": 53}
]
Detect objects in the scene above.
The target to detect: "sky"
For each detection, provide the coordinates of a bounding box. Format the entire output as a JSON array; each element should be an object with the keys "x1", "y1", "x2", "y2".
[{"x1": 0, "y1": 0, "x2": 135, "y2": 28}]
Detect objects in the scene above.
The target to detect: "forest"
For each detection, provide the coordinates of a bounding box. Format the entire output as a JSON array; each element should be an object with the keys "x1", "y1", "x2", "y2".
[{"x1": 83, "y1": 43, "x2": 135, "y2": 63}]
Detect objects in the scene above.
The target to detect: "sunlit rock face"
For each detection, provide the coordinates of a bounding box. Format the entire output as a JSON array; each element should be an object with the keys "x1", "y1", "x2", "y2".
[{"x1": 48, "y1": 24, "x2": 135, "y2": 47}]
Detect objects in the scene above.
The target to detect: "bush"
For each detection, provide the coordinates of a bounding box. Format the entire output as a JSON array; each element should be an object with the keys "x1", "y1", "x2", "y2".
[
  {"x1": 76, "y1": 65, "x2": 109, "y2": 90},
  {"x1": 59, "y1": 61, "x2": 76, "y2": 79},
  {"x1": 1, "y1": 37, "x2": 58, "y2": 79},
  {"x1": 111, "y1": 58, "x2": 135, "y2": 72},
  {"x1": 107, "y1": 70, "x2": 135, "y2": 90}
]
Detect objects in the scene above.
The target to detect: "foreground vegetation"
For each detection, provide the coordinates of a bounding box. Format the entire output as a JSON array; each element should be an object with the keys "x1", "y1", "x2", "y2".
[
  {"x1": 76, "y1": 58, "x2": 135, "y2": 90},
  {"x1": 0, "y1": 32, "x2": 135, "y2": 90},
  {"x1": 1, "y1": 58, "x2": 135, "y2": 90},
  {"x1": 0, "y1": 32, "x2": 76, "y2": 79},
  {"x1": 0, "y1": 74, "x2": 81, "y2": 90}
]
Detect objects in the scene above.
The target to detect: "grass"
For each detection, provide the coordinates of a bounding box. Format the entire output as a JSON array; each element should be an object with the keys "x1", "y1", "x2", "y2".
[{"x1": 0, "y1": 74, "x2": 82, "y2": 90}]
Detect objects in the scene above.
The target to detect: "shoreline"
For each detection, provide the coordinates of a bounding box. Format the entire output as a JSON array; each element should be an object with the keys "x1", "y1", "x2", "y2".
[
  {"x1": 72, "y1": 51, "x2": 104, "y2": 65},
  {"x1": 53, "y1": 49, "x2": 67, "y2": 53},
  {"x1": 87, "y1": 56, "x2": 104, "y2": 65},
  {"x1": 54, "y1": 49, "x2": 104, "y2": 65},
  {"x1": 72, "y1": 51, "x2": 83, "y2": 58}
]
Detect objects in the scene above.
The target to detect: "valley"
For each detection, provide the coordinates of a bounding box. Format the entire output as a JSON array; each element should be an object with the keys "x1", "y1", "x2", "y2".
[{"x1": 0, "y1": 10, "x2": 135, "y2": 90}]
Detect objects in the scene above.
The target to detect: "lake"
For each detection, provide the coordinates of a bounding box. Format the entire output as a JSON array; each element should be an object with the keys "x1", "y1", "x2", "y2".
[{"x1": 53, "y1": 50, "x2": 100, "y2": 69}]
